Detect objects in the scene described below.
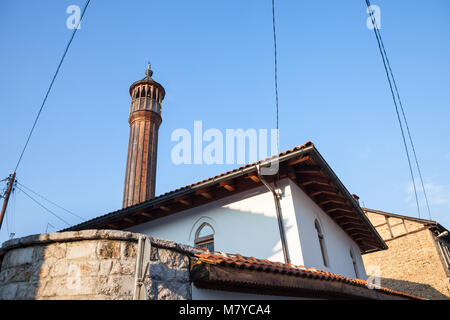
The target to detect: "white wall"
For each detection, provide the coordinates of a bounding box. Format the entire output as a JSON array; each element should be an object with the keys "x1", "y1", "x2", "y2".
[
  {"x1": 128, "y1": 178, "x2": 367, "y2": 279},
  {"x1": 288, "y1": 179, "x2": 367, "y2": 279},
  {"x1": 128, "y1": 181, "x2": 296, "y2": 263}
]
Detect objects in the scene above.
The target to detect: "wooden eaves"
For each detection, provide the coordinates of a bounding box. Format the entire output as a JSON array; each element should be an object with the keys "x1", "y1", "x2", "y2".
[{"x1": 62, "y1": 142, "x2": 387, "y2": 253}]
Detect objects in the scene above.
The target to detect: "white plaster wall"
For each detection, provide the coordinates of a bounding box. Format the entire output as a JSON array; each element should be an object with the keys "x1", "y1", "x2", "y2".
[
  {"x1": 192, "y1": 285, "x2": 317, "y2": 300},
  {"x1": 128, "y1": 180, "x2": 301, "y2": 264},
  {"x1": 288, "y1": 179, "x2": 367, "y2": 279},
  {"x1": 128, "y1": 178, "x2": 367, "y2": 280}
]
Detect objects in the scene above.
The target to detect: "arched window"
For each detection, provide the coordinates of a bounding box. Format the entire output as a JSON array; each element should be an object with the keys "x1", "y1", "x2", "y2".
[
  {"x1": 194, "y1": 223, "x2": 214, "y2": 251},
  {"x1": 314, "y1": 219, "x2": 328, "y2": 267},
  {"x1": 350, "y1": 249, "x2": 359, "y2": 278}
]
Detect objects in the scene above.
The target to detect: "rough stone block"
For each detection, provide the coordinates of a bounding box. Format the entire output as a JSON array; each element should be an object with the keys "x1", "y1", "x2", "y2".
[
  {"x1": 149, "y1": 280, "x2": 191, "y2": 300},
  {"x1": 99, "y1": 260, "x2": 113, "y2": 276},
  {"x1": 120, "y1": 242, "x2": 137, "y2": 258},
  {"x1": 6, "y1": 247, "x2": 34, "y2": 267},
  {"x1": 97, "y1": 241, "x2": 120, "y2": 259},
  {"x1": 153, "y1": 248, "x2": 189, "y2": 269},
  {"x1": 66, "y1": 242, "x2": 96, "y2": 260}
]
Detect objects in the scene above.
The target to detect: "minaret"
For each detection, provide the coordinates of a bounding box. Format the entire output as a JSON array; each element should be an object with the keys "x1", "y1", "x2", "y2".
[{"x1": 123, "y1": 64, "x2": 165, "y2": 208}]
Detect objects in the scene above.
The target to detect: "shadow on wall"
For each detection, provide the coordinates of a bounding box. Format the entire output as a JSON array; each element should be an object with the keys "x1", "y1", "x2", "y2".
[
  {"x1": 0, "y1": 244, "x2": 46, "y2": 299},
  {"x1": 380, "y1": 277, "x2": 449, "y2": 300}
]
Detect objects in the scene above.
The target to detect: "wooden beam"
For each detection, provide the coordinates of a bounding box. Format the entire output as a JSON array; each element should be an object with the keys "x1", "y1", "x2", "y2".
[
  {"x1": 105, "y1": 222, "x2": 120, "y2": 229},
  {"x1": 123, "y1": 217, "x2": 135, "y2": 223},
  {"x1": 346, "y1": 226, "x2": 369, "y2": 233},
  {"x1": 195, "y1": 189, "x2": 213, "y2": 199},
  {"x1": 323, "y1": 203, "x2": 354, "y2": 214},
  {"x1": 175, "y1": 196, "x2": 192, "y2": 206},
  {"x1": 352, "y1": 237, "x2": 380, "y2": 248},
  {"x1": 306, "y1": 185, "x2": 338, "y2": 196},
  {"x1": 299, "y1": 177, "x2": 331, "y2": 187},
  {"x1": 343, "y1": 223, "x2": 369, "y2": 232},
  {"x1": 318, "y1": 199, "x2": 347, "y2": 206},
  {"x1": 339, "y1": 219, "x2": 366, "y2": 227},
  {"x1": 138, "y1": 212, "x2": 152, "y2": 218},
  {"x1": 247, "y1": 173, "x2": 260, "y2": 183},
  {"x1": 314, "y1": 194, "x2": 347, "y2": 206},
  {"x1": 295, "y1": 165, "x2": 321, "y2": 175},
  {"x1": 287, "y1": 166, "x2": 297, "y2": 180},
  {"x1": 158, "y1": 205, "x2": 171, "y2": 212},
  {"x1": 333, "y1": 214, "x2": 362, "y2": 222},
  {"x1": 219, "y1": 181, "x2": 236, "y2": 192}
]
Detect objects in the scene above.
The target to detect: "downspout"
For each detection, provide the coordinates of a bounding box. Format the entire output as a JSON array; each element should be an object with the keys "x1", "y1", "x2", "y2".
[
  {"x1": 133, "y1": 235, "x2": 150, "y2": 300},
  {"x1": 256, "y1": 164, "x2": 291, "y2": 265}
]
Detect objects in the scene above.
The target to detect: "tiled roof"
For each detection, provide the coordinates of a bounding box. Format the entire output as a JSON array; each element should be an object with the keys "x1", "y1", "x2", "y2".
[
  {"x1": 63, "y1": 141, "x2": 314, "y2": 231},
  {"x1": 63, "y1": 141, "x2": 386, "y2": 253},
  {"x1": 193, "y1": 252, "x2": 424, "y2": 300}
]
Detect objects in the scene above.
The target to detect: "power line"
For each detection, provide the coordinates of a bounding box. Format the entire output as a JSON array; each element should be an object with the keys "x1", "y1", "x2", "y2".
[
  {"x1": 15, "y1": 185, "x2": 71, "y2": 226},
  {"x1": 365, "y1": 0, "x2": 425, "y2": 218},
  {"x1": 14, "y1": 0, "x2": 91, "y2": 172},
  {"x1": 365, "y1": 0, "x2": 431, "y2": 220},
  {"x1": 271, "y1": 0, "x2": 280, "y2": 155},
  {"x1": 16, "y1": 181, "x2": 85, "y2": 221}
]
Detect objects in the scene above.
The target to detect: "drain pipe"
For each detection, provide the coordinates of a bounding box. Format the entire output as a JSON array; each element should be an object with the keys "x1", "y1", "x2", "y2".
[
  {"x1": 133, "y1": 235, "x2": 149, "y2": 300},
  {"x1": 256, "y1": 164, "x2": 291, "y2": 265}
]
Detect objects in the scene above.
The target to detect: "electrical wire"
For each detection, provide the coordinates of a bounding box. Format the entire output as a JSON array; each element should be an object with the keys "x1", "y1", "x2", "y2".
[
  {"x1": 365, "y1": 0, "x2": 431, "y2": 219},
  {"x1": 15, "y1": 185, "x2": 71, "y2": 226},
  {"x1": 16, "y1": 181, "x2": 85, "y2": 221},
  {"x1": 272, "y1": 0, "x2": 280, "y2": 156},
  {"x1": 14, "y1": 0, "x2": 91, "y2": 172},
  {"x1": 365, "y1": 0, "x2": 425, "y2": 218}
]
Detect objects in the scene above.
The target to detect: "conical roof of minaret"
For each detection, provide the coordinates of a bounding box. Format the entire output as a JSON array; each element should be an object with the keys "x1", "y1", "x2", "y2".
[{"x1": 129, "y1": 63, "x2": 165, "y2": 98}]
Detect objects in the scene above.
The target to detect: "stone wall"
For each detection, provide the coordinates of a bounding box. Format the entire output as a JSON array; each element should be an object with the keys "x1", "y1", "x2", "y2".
[
  {"x1": 0, "y1": 230, "x2": 139, "y2": 300},
  {"x1": 0, "y1": 230, "x2": 195, "y2": 300},
  {"x1": 363, "y1": 226, "x2": 450, "y2": 300},
  {"x1": 146, "y1": 237, "x2": 194, "y2": 300}
]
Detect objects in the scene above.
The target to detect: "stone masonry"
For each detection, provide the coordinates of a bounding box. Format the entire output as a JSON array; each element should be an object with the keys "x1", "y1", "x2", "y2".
[
  {"x1": 362, "y1": 210, "x2": 450, "y2": 300},
  {"x1": 0, "y1": 230, "x2": 195, "y2": 300}
]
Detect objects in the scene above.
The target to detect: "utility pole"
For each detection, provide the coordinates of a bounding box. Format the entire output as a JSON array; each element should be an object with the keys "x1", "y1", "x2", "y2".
[{"x1": 0, "y1": 172, "x2": 16, "y2": 230}]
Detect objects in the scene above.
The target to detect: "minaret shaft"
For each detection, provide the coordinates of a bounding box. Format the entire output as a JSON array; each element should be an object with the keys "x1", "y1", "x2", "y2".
[{"x1": 123, "y1": 65, "x2": 165, "y2": 208}]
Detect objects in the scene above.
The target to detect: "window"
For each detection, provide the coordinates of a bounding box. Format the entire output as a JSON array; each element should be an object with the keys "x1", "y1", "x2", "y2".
[
  {"x1": 314, "y1": 219, "x2": 328, "y2": 267},
  {"x1": 194, "y1": 223, "x2": 214, "y2": 251},
  {"x1": 350, "y1": 249, "x2": 359, "y2": 278}
]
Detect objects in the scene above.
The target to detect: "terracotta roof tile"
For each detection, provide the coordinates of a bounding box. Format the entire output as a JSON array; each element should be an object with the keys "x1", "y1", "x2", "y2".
[{"x1": 193, "y1": 252, "x2": 424, "y2": 300}]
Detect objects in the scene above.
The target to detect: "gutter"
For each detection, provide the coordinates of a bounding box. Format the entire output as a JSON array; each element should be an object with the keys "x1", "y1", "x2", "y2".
[{"x1": 256, "y1": 164, "x2": 291, "y2": 265}]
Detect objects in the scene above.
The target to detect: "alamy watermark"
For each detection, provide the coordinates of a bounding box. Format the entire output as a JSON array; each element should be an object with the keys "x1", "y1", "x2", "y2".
[
  {"x1": 366, "y1": 4, "x2": 381, "y2": 30},
  {"x1": 66, "y1": 5, "x2": 82, "y2": 30},
  {"x1": 366, "y1": 265, "x2": 382, "y2": 289},
  {"x1": 171, "y1": 121, "x2": 280, "y2": 175}
]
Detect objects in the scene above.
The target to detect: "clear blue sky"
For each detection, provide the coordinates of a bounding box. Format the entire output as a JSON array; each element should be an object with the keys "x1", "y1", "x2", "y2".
[{"x1": 1, "y1": 0, "x2": 449, "y2": 243}]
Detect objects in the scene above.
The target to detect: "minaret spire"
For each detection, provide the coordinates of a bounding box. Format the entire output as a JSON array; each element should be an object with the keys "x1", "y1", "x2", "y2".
[
  {"x1": 122, "y1": 64, "x2": 165, "y2": 208},
  {"x1": 145, "y1": 62, "x2": 153, "y2": 78}
]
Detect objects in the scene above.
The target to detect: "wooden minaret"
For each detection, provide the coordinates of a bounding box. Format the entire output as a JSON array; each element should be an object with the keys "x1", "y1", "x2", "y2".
[{"x1": 123, "y1": 64, "x2": 165, "y2": 208}]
